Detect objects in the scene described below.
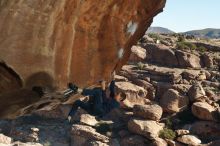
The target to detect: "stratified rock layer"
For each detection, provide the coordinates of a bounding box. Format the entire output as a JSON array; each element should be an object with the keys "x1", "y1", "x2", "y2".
[{"x1": 0, "y1": 0, "x2": 166, "y2": 92}]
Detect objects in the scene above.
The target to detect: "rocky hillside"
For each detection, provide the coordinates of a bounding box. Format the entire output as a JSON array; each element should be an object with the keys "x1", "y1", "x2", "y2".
[
  {"x1": 147, "y1": 27, "x2": 175, "y2": 34},
  {"x1": 0, "y1": 34, "x2": 219, "y2": 146},
  {"x1": 184, "y1": 28, "x2": 220, "y2": 39}
]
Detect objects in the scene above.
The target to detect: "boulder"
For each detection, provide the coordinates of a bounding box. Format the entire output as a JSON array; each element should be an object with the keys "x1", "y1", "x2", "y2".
[
  {"x1": 129, "y1": 46, "x2": 147, "y2": 62},
  {"x1": 159, "y1": 89, "x2": 189, "y2": 113},
  {"x1": 175, "y1": 129, "x2": 190, "y2": 136},
  {"x1": 0, "y1": 134, "x2": 12, "y2": 145},
  {"x1": 191, "y1": 102, "x2": 216, "y2": 121},
  {"x1": 85, "y1": 141, "x2": 108, "y2": 146},
  {"x1": 120, "y1": 135, "x2": 150, "y2": 146},
  {"x1": 177, "y1": 135, "x2": 201, "y2": 145},
  {"x1": 130, "y1": 79, "x2": 155, "y2": 100},
  {"x1": 154, "y1": 82, "x2": 173, "y2": 99},
  {"x1": 71, "y1": 124, "x2": 109, "y2": 146},
  {"x1": 176, "y1": 50, "x2": 201, "y2": 68},
  {"x1": 0, "y1": 0, "x2": 166, "y2": 91},
  {"x1": 115, "y1": 82, "x2": 149, "y2": 107},
  {"x1": 0, "y1": 0, "x2": 166, "y2": 118},
  {"x1": 114, "y1": 75, "x2": 128, "y2": 82},
  {"x1": 188, "y1": 83, "x2": 206, "y2": 102},
  {"x1": 145, "y1": 44, "x2": 179, "y2": 67},
  {"x1": 80, "y1": 114, "x2": 98, "y2": 126},
  {"x1": 190, "y1": 121, "x2": 220, "y2": 142},
  {"x1": 181, "y1": 70, "x2": 204, "y2": 81},
  {"x1": 11, "y1": 141, "x2": 43, "y2": 146},
  {"x1": 197, "y1": 72, "x2": 207, "y2": 81},
  {"x1": 151, "y1": 138, "x2": 168, "y2": 146},
  {"x1": 128, "y1": 119, "x2": 164, "y2": 140},
  {"x1": 201, "y1": 140, "x2": 220, "y2": 146},
  {"x1": 166, "y1": 140, "x2": 186, "y2": 146},
  {"x1": 201, "y1": 54, "x2": 214, "y2": 68},
  {"x1": 133, "y1": 104, "x2": 163, "y2": 121}
]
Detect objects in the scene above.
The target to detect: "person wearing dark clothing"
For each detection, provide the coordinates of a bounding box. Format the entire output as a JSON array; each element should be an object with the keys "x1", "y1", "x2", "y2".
[{"x1": 68, "y1": 80, "x2": 126, "y2": 119}]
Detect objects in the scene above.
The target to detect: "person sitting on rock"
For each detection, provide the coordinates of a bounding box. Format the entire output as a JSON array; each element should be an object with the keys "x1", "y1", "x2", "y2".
[{"x1": 68, "y1": 79, "x2": 126, "y2": 121}]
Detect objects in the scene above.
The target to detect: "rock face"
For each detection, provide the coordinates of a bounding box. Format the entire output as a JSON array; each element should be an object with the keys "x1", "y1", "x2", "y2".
[
  {"x1": 129, "y1": 46, "x2": 147, "y2": 62},
  {"x1": 133, "y1": 104, "x2": 163, "y2": 121},
  {"x1": 191, "y1": 102, "x2": 216, "y2": 121},
  {"x1": 0, "y1": 0, "x2": 166, "y2": 93},
  {"x1": 177, "y1": 135, "x2": 201, "y2": 145},
  {"x1": 159, "y1": 89, "x2": 189, "y2": 113},
  {"x1": 188, "y1": 83, "x2": 206, "y2": 102},
  {"x1": 115, "y1": 81, "x2": 149, "y2": 107},
  {"x1": 145, "y1": 44, "x2": 178, "y2": 67},
  {"x1": 128, "y1": 119, "x2": 164, "y2": 139},
  {"x1": 0, "y1": 134, "x2": 12, "y2": 145},
  {"x1": 176, "y1": 50, "x2": 202, "y2": 68},
  {"x1": 71, "y1": 124, "x2": 109, "y2": 146}
]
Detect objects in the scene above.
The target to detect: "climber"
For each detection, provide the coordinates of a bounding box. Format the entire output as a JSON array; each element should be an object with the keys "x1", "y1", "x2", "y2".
[{"x1": 67, "y1": 79, "x2": 126, "y2": 121}]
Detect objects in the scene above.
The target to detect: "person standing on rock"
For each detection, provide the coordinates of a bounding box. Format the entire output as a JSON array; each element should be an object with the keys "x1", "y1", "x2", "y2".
[{"x1": 67, "y1": 78, "x2": 126, "y2": 121}]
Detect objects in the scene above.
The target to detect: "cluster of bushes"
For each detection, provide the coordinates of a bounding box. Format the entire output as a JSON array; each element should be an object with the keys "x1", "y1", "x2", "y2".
[
  {"x1": 176, "y1": 36, "x2": 207, "y2": 53},
  {"x1": 148, "y1": 33, "x2": 161, "y2": 41},
  {"x1": 159, "y1": 118, "x2": 176, "y2": 140},
  {"x1": 137, "y1": 62, "x2": 145, "y2": 70},
  {"x1": 176, "y1": 41, "x2": 196, "y2": 50}
]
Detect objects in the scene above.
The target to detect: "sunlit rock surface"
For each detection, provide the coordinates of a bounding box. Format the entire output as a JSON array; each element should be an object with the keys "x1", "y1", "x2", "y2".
[{"x1": 0, "y1": 0, "x2": 166, "y2": 92}]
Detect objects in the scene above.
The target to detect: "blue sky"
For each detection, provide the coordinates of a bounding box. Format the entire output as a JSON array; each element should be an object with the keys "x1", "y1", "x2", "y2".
[{"x1": 152, "y1": 0, "x2": 220, "y2": 32}]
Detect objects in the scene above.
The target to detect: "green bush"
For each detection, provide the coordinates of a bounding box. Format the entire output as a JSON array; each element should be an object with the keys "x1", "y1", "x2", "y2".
[
  {"x1": 137, "y1": 62, "x2": 145, "y2": 70},
  {"x1": 165, "y1": 118, "x2": 173, "y2": 129},
  {"x1": 198, "y1": 46, "x2": 207, "y2": 53},
  {"x1": 148, "y1": 33, "x2": 161, "y2": 41},
  {"x1": 176, "y1": 41, "x2": 196, "y2": 50},
  {"x1": 159, "y1": 128, "x2": 176, "y2": 140},
  {"x1": 177, "y1": 35, "x2": 185, "y2": 42}
]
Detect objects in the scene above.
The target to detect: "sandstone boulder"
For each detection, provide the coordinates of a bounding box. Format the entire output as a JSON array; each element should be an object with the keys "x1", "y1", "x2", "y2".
[
  {"x1": 151, "y1": 138, "x2": 168, "y2": 146},
  {"x1": 0, "y1": 0, "x2": 166, "y2": 92},
  {"x1": 175, "y1": 129, "x2": 190, "y2": 136},
  {"x1": 115, "y1": 82, "x2": 149, "y2": 107},
  {"x1": 114, "y1": 75, "x2": 128, "y2": 82},
  {"x1": 191, "y1": 102, "x2": 216, "y2": 121},
  {"x1": 128, "y1": 119, "x2": 164, "y2": 139},
  {"x1": 188, "y1": 83, "x2": 206, "y2": 102},
  {"x1": 0, "y1": 134, "x2": 12, "y2": 145},
  {"x1": 133, "y1": 104, "x2": 163, "y2": 121},
  {"x1": 154, "y1": 82, "x2": 173, "y2": 99},
  {"x1": 11, "y1": 141, "x2": 43, "y2": 146},
  {"x1": 85, "y1": 141, "x2": 108, "y2": 146},
  {"x1": 145, "y1": 44, "x2": 179, "y2": 67},
  {"x1": 71, "y1": 124, "x2": 109, "y2": 146},
  {"x1": 201, "y1": 140, "x2": 220, "y2": 146},
  {"x1": 176, "y1": 50, "x2": 201, "y2": 68},
  {"x1": 129, "y1": 46, "x2": 147, "y2": 62},
  {"x1": 130, "y1": 79, "x2": 155, "y2": 100},
  {"x1": 80, "y1": 114, "x2": 98, "y2": 126},
  {"x1": 166, "y1": 140, "x2": 186, "y2": 146},
  {"x1": 201, "y1": 54, "x2": 214, "y2": 68},
  {"x1": 190, "y1": 121, "x2": 220, "y2": 142},
  {"x1": 120, "y1": 135, "x2": 150, "y2": 146},
  {"x1": 181, "y1": 70, "x2": 204, "y2": 81},
  {"x1": 160, "y1": 89, "x2": 189, "y2": 113},
  {"x1": 177, "y1": 135, "x2": 201, "y2": 145}
]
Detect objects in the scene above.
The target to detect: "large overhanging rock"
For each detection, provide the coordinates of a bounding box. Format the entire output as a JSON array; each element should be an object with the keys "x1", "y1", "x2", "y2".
[{"x1": 0, "y1": 0, "x2": 166, "y2": 93}]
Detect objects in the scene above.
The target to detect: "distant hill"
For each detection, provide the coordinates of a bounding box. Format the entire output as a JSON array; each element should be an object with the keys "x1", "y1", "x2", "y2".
[
  {"x1": 146, "y1": 27, "x2": 175, "y2": 34},
  {"x1": 184, "y1": 28, "x2": 220, "y2": 38}
]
